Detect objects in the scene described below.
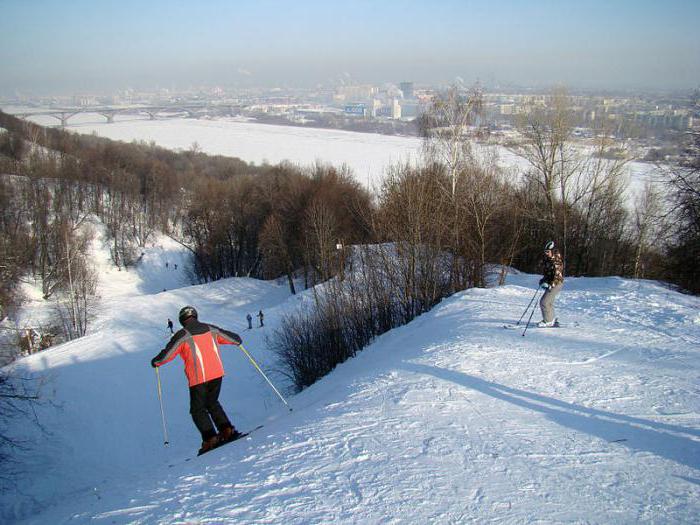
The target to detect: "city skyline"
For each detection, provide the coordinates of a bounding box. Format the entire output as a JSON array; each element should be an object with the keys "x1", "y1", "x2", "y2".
[{"x1": 1, "y1": 0, "x2": 699, "y2": 95}]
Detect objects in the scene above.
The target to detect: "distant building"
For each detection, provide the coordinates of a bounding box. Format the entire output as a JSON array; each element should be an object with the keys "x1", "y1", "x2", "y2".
[
  {"x1": 392, "y1": 99, "x2": 401, "y2": 119},
  {"x1": 399, "y1": 100, "x2": 419, "y2": 118},
  {"x1": 344, "y1": 103, "x2": 367, "y2": 117},
  {"x1": 336, "y1": 85, "x2": 377, "y2": 102},
  {"x1": 73, "y1": 95, "x2": 97, "y2": 107},
  {"x1": 400, "y1": 82, "x2": 414, "y2": 99}
]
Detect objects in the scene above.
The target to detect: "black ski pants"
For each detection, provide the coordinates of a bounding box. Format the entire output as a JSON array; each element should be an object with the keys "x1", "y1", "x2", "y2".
[{"x1": 189, "y1": 378, "x2": 232, "y2": 441}]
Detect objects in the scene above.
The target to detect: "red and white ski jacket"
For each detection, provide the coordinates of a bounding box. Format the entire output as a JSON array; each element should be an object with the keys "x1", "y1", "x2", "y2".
[{"x1": 152, "y1": 320, "x2": 242, "y2": 387}]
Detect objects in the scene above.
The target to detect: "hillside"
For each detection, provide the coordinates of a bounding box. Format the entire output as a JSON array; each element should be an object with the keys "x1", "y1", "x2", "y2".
[{"x1": 2, "y1": 245, "x2": 699, "y2": 523}]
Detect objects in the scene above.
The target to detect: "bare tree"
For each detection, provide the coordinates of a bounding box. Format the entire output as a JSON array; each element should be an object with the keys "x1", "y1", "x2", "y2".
[
  {"x1": 663, "y1": 131, "x2": 700, "y2": 292},
  {"x1": 457, "y1": 148, "x2": 517, "y2": 286},
  {"x1": 304, "y1": 199, "x2": 339, "y2": 283},
  {"x1": 0, "y1": 179, "x2": 30, "y2": 320},
  {"x1": 509, "y1": 88, "x2": 579, "y2": 249},
  {"x1": 259, "y1": 214, "x2": 296, "y2": 294},
  {"x1": 508, "y1": 88, "x2": 638, "y2": 278},
  {"x1": 419, "y1": 85, "x2": 483, "y2": 290},
  {"x1": 632, "y1": 181, "x2": 664, "y2": 279},
  {"x1": 54, "y1": 224, "x2": 98, "y2": 340},
  {"x1": 378, "y1": 164, "x2": 452, "y2": 320},
  {"x1": 565, "y1": 131, "x2": 630, "y2": 275},
  {"x1": 0, "y1": 368, "x2": 46, "y2": 486},
  {"x1": 420, "y1": 86, "x2": 483, "y2": 197}
]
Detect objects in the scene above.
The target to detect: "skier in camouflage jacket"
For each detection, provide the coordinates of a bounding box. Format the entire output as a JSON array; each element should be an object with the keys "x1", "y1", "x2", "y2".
[{"x1": 538, "y1": 241, "x2": 564, "y2": 327}]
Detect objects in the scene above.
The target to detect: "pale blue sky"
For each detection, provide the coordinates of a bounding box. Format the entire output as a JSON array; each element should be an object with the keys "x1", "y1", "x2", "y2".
[{"x1": 1, "y1": 0, "x2": 698, "y2": 94}]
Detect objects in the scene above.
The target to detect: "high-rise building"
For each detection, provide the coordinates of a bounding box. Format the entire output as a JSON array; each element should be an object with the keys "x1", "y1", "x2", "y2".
[
  {"x1": 370, "y1": 98, "x2": 381, "y2": 117},
  {"x1": 399, "y1": 101, "x2": 419, "y2": 118},
  {"x1": 392, "y1": 99, "x2": 402, "y2": 119},
  {"x1": 399, "y1": 82, "x2": 414, "y2": 99}
]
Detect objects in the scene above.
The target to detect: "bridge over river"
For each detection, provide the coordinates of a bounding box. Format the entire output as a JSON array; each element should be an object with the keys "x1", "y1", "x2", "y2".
[{"x1": 14, "y1": 102, "x2": 244, "y2": 127}]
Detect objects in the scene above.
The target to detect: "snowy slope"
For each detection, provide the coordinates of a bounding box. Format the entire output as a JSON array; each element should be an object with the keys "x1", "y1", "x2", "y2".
[
  {"x1": 3, "y1": 266, "x2": 699, "y2": 523},
  {"x1": 3, "y1": 274, "x2": 293, "y2": 521}
]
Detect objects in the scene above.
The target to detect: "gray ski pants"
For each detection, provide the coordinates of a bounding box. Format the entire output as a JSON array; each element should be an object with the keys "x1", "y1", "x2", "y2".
[{"x1": 539, "y1": 282, "x2": 563, "y2": 323}]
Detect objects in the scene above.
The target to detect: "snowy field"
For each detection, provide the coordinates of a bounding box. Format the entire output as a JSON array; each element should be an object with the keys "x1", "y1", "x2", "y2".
[
  {"x1": 2, "y1": 234, "x2": 699, "y2": 523},
  {"x1": 5, "y1": 109, "x2": 659, "y2": 198}
]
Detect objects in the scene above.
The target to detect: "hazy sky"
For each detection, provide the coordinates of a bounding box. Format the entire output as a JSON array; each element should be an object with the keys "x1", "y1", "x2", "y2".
[{"x1": 1, "y1": 0, "x2": 699, "y2": 95}]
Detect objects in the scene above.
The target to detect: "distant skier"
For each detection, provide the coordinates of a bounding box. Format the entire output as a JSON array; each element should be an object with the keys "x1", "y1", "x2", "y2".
[
  {"x1": 151, "y1": 306, "x2": 244, "y2": 455},
  {"x1": 167, "y1": 318, "x2": 174, "y2": 334},
  {"x1": 538, "y1": 241, "x2": 565, "y2": 327},
  {"x1": 246, "y1": 313, "x2": 253, "y2": 330},
  {"x1": 258, "y1": 310, "x2": 264, "y2": 328}
]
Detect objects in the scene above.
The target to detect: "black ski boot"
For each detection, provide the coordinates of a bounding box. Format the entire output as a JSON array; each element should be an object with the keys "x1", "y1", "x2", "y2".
[
  {"x1": 219, "y1": 426, "x2": 242, "y2": 444},
  {"x1": 198, "y1": 435, "x2": 220, "y2": 455}
]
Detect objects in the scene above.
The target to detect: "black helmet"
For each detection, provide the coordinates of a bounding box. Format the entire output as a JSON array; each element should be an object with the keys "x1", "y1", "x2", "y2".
[
  {"x1": 178, "y1": 305, "x2": 198, "y2": 326},
  {"x1": 544, "y1": 241, "x2": 555, "y2": 251}
]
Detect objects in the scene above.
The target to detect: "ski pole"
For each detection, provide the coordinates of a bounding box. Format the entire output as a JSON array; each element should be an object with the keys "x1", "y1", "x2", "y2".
[
  {"x1": 239, "y1": 344, "x2": 293, "y2": 411},
  {"x1": 522, "y1": 288, "x2": 541, "y2": 337},
  {"x1": 516, "y1": 287, "x2": 541, "y2": 326},
  {"x1": 155, "y1": 367, "x2": 170, "y2": 446}
]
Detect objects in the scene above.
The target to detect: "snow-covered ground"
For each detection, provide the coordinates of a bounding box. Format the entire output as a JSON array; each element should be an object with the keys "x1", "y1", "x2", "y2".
[
  {"x1": 5, "y1": 109, "x2": 659, "y2": 199},
  {"x1": 2, "y1": 235, "x2": 699, "y2": 523}
]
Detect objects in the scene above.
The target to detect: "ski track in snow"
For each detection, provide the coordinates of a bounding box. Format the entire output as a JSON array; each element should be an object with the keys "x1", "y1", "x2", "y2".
[{"x1": 2, "y1": 263, "x2": 698, "y2": 524}]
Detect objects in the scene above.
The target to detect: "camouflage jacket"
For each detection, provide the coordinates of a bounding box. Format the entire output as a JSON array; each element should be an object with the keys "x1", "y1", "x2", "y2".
[{"x1": 542, "y1": 250, "x2": 565, "y2": 286}]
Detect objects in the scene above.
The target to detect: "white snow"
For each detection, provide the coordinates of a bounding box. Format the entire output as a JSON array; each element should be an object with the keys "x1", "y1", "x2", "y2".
[{"x1": 2, "y1": 235, "x2": 699, "y2": 523}]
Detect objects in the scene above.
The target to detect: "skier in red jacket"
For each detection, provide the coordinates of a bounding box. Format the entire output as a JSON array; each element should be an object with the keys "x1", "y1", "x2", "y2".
[{"x1": 151, "y1": 305, "x2": 243, "y2": 454}]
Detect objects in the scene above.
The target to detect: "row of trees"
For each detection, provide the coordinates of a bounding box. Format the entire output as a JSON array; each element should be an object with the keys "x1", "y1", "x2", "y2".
[{"x1": 181, "y1": 163, "x2": 373, "y2": 289}]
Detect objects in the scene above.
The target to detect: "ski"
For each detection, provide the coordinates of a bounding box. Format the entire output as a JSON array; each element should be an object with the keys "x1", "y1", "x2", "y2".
[
  {"x1": 168, "y1": 425, "x2": 264, "y2": 467},
  {"x1": 503, "y1": 321, "x2": 579, "y2": 330},
  {"x1": 197, "y1": 425, "x2": 264, "y2": 456},
  {"x1": 547, "y1": 321, "x2": 580, "y2": 328}
]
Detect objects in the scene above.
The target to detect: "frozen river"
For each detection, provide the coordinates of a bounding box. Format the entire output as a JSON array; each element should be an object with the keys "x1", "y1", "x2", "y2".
[
  {"x1": 7, "y1": 109, "x2": 659, "y2": 200},
  {"x1": 18, "y1": 111, "x2": 425, "y2": 191}
]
